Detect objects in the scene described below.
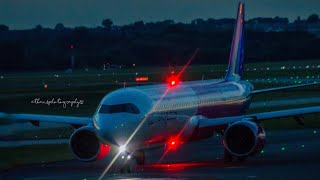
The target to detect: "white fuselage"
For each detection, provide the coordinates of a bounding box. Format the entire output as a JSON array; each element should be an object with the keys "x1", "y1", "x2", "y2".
[{"x1": 93, "y1": 79, "x2": 253, "y2": 152}]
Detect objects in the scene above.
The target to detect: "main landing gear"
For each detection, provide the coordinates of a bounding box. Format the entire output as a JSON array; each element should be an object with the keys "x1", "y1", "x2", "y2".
[{"x1": 224, "y1": 148, "x2": 233, "y2": 163}]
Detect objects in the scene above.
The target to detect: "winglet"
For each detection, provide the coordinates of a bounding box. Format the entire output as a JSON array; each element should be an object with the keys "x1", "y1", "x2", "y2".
[{"x1": 225, "y1": 2, "x2": 245, "y2": 81}]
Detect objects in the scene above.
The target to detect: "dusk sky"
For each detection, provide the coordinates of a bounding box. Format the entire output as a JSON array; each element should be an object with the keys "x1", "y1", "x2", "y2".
[{"x1": 1, "y1": 0, "x2": 320, "y2": 29}]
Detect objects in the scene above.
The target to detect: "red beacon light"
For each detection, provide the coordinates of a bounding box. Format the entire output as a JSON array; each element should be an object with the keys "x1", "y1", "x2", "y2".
[
  {"x1": 171, "y1": 80, "x2": 176, "y2": 86},
  {"x1": 166, "y1": 137, "x2": 181, "y2": 151},
  {"x1": 167, "y1": 75, "x2": 179, "y2": 87}
]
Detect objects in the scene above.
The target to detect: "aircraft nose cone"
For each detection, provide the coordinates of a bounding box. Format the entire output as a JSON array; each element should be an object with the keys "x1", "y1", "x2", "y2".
[{"x1": 94, "y1": 115, "x2": 135, "y2": 147}]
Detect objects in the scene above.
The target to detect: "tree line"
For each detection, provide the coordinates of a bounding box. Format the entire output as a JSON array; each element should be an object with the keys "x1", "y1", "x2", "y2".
[{"x1": 0, "y1": 14, "x2": 319, "y2": 70}]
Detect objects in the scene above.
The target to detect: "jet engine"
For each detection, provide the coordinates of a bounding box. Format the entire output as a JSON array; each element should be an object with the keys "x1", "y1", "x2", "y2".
[
  {"x1": 223, "y1": 121, "x2": 266, "y2": 157},
  {"x1": 69, "y1": 126, "x2": 111, "y2": 162}
]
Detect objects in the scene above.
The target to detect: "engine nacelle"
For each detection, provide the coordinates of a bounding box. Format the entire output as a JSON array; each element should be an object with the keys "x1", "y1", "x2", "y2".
[
  {"x1": 223, "y1": 121, "x2": 266, "y2": 157},
  {"x1": 69, "y1": 126, "x2": 111, "y2": 162}
]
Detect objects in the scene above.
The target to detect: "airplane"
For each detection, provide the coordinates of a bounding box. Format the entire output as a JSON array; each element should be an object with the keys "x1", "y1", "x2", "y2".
[{"x1": 1, "y1": 2, "x2": 320, "y2": 173}]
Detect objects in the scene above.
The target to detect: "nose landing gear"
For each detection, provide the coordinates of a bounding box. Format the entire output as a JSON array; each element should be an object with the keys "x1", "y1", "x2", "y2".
[{"x1": 118, "y1": 150, "x2": 145, "y2": 173}]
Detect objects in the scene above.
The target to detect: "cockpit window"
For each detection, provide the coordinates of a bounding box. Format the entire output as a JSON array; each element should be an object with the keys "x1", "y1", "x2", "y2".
[{"x1": 99, "y1": 103, "x2": 140, "y2": 114}]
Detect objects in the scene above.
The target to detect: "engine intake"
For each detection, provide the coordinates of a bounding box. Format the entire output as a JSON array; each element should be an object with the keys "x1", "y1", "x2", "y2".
[
  {"x1": 70, "y1": 126, "x2": 111, "y2": 162},
  {"x1": 223, "y1": 121, "x2": 265, "y2": 157}
]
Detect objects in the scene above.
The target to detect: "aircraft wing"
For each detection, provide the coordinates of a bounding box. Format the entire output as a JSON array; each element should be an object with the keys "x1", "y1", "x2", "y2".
[
  {"x1": 0, "y1": 112, "x2": 92, "y2": 126},
  {"x1": 199, "y1": 106, "x2": 320, "y2": 128},
  {"x1": 251, "y1": 82, "x2": 320, "y2": 95}
]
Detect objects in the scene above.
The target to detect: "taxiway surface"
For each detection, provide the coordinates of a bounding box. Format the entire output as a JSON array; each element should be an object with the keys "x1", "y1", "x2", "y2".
[{"x1": 2, "y1": 128, "x2": 320, "y2": 180}]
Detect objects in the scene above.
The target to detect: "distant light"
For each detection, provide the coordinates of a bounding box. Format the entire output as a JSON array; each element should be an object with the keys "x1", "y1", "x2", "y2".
[
  {"x1": 314, "y1": 130, "x2": 317, "y2": 134},
  {"x1": 281, "y1": 147, "x2": 285, "y2": 151},
  {"x1": 260, "y1": 150, "x2": 264, "y2": 154},
  {"x1": 171, "y1": 80, "x2": 176, "y2": 86},
  {"x1": 133, "y1": 64, "x2": 136, "y2": 67},
  {"x1": 121, "y1": 155, "x2": 124, "y2": 159},
  {"x1": 70, "y1": 44, "x2": 74, "y2": 49},
  {"x1": 44, "y1": 84, "x2": 48, "y2": 89},
  {"x1": 301, "y1": 145, "x2": 305, "y2": 148},
  {"x1": 171, "y1": 141, "x2": 175, "y2": 145},
  {"x1": 119, "y1": 145, "x2": 126, "y2": 153},
  {"x1": 127, "y1": 155, "x2": 131, "y2": 159},
  {"x1": 136, "y1": 77, "x2": 149, "y2": 82}
]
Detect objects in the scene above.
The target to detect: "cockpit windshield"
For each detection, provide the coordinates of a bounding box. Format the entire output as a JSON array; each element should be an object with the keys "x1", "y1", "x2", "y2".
[{"x1": 99, "y1": 103, "x2": 140, "y2": 114}]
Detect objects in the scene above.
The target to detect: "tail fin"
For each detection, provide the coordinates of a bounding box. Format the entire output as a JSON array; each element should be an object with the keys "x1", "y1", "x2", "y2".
[{"x1": 225, "y1": 2, "x2": 245, "y2": 81}]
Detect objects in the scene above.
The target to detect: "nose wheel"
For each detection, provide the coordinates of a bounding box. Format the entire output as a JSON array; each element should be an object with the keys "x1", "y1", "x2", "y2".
[
  {"x1": 118, "y1": 150, "x2": 145, "y2": 173},
  {"x1": 118, "y1": 153, "x2": 136, "y2": 173}
]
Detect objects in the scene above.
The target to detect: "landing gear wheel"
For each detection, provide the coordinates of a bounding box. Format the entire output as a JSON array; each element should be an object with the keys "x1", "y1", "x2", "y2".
[
  {"x1": 134, "y1": 150, "x2": 145, "y2": 165},
  {"x1": 224, "y1": 148, "x2": 233, "y2": 163},
  {"x1": 119, "y1": 159, "x2": 136, "y2": 173},
  {"x1": 120, "y1": 164, "x2": 131, "y2": 173}
]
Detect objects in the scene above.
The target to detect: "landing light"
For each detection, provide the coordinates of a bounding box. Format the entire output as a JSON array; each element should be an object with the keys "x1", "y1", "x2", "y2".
[{"x1": 119, "y1": 145, "x2": 126, "y2": 153}]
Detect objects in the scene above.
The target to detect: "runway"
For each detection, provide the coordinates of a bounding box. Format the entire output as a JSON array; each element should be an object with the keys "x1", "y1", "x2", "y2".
[{"x1": 2, "y1": 128, "x2": 320, "y2": 180}]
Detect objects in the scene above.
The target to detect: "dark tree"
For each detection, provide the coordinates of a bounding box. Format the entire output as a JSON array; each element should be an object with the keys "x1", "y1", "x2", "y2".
[
  {"x1": 54, "y1": 23, "x2": 65, "y2": 31},
  {"x1": 34, "y1": 24, "x2": 43, "y2": 32},
  {"x1": 191, "y1": 18, "x2": 205, "y2": 25},
  {"x1": 0, "y1": 24, "x2": 9, "y2": 32},
  {"x1": 162, "y1": 20, "x2": 174, "y2": 25},
  {"x1": 307, "y1": 14, "x2": 319, "y2": 23},
  {"x1": 133, "y1": 21, "x2": 144, "y2": 31},
  {"x1": 102, "y1": 19, "x2": 113, "y2": 29}
]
